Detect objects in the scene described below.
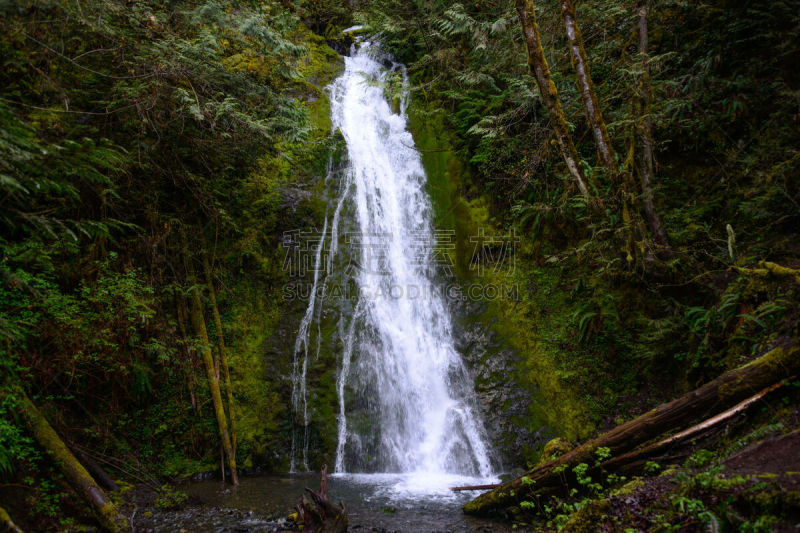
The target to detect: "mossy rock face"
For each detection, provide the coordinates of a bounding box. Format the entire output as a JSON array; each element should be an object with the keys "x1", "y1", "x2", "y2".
[{"x1": 538, "y1": 437, "x2": 575, "y2": 466}]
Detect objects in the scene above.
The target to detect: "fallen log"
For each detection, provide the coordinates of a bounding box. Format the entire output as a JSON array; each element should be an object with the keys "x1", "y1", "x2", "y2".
[
  {"x1": 0, "y1": 505, "x2": 24, "y2": 533},
  {"x1": 464, "y1": 343, "x2": 799, "y2": 515},
  {"x1": 451, "y1": 484, "x2": 501, "y2": 492},
  {"x1": 597, "y1": 381, "x2": 783, "y2": 476},
  {"x1": 735, "y1": 261, "x2": 800, "y2": 284},
  {"x1": 467, "y1": 385, "x2": 780, "y2": 513},
  {"x1": 3, "y1": 384, "x2": 128, "y2": 531}
]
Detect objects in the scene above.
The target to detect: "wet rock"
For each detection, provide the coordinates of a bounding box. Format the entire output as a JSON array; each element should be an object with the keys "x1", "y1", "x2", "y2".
[{"x1": 452, "y1": 298, "x2": 548, "y2": 468}]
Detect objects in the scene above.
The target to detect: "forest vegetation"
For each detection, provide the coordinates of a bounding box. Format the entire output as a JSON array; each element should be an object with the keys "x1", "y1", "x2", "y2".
[{"x1": 1, "y1": 0, "x2": 799, "y2": 530}]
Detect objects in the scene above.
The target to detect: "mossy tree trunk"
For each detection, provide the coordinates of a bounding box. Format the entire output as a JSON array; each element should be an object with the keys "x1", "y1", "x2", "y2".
[
  {"x1": 560, "y1": 0, "x2": 614, "y2": 170},
  {"x1": 181, "y1": 237, "x2": 239, "y2": 486},
  {"x1": 175, "y1": 298, "x2": 199, "y2": 415},
  {"x1": 635, "y1": 0, "x2": 670, "y2": 250},
  {"x1": 559, "y1": 0, "x2": 671, "y2": 260},
  {"x1": 560, "y1": 0, "x2": 661, "y2": 262},
  {"x1": 514, "y1": 0, "x2": 592, "y2": 198},
  {"x1": 4, "y1": 385, "x2": 128, "y2": 531},
  {"x1": 186, "y1": 284, "x2": 239, "y2": 485},
  {"x1": 202, "y1": 254, "x2": 237, "y2": 455},
  {"x1": 464, "y1": 343, "x2": 800, "y2": 515}
]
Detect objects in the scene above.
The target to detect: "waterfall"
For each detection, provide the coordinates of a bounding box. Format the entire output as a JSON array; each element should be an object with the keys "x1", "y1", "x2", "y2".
[{"x1": 290, "y1": 39, "x2": 494, "y2": 484}]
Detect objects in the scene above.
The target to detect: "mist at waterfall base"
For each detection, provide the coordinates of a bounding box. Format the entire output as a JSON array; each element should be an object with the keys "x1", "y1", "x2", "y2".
[{"x1": 289, "y1": 38, "x2": 499, "y2": 500}]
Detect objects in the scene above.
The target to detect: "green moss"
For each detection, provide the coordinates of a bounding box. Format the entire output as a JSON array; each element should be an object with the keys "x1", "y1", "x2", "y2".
[
  {"x1": 220, "y1": 29, "x2": 344, "y2": 467},
  {"x1": 480, "y1": 263, "x2": 597, "y2": 442},
  {"x1": 227, "y1": 289, "x2": 287, "y2": 469},
  {"x1": 407, "y1": 100, "x2": 489, "y2": 278},
  {"x1": 561, "y1": 499, "x2": 611, "y2": 533},
  {"x1": 611, "y1": 478, "x2": 645, "y2": 497},
  {"x1": 537, "y1": 437, "x2": 575, "y2": 466},
  {"x1": 295, "y1": 25, "x2": 344, "y2": 134},
  {"x1": 752, "y1": 490, "x2": 800, "y2": 512}
]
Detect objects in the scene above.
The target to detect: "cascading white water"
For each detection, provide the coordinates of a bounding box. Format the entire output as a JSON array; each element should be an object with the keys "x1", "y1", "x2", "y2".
[{"x1": 291, "y1": 39, "x2": 495, "y2": 493}]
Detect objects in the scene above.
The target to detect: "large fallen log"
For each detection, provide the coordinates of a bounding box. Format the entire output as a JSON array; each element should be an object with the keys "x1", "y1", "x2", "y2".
[
  {"x1": 464, "y1": 343, "x2": 799, "y2": 515},
  {"x1": 597, "y1": 382, "x2": 783, "y2": 476},
  {"x1": 4, "y1": 384, "x2": 128, "y2": 531}
]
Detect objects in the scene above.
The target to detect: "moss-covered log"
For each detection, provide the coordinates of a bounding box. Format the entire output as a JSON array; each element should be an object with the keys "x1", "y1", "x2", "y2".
[
  {"x1": 464, "y1": 343, "x2": 800, "y2": 515},
  {"x1": 735, "y1": 261, "x2": 800, "y2": 284},
  {"x1": 72, "y1": 447, "x2": 119, "y2": 493},
  {"x1": 593, "y1": 382, "x2": 782, "y2": 478},
  {"x1": 0, "y1": 505, "x2": 24, "y2": 533},
  {"x1": 10, "y1": 388, "x2": 128, "y2": 531}
]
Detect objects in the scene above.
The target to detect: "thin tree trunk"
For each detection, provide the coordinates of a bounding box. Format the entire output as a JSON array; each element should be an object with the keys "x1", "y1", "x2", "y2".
[
  {"x1": 176, "y1": 299, "x2": 199, "y2": 414},
  {"x1": 220, "y1": 444, "x2": 226, "y2": 483},
  {"x1": 187, "y1": 284, "x2": 239, "y2": 485},
  {"x1": 514, "y1": 0, "x2": 592, "y2": 197},
  {"x1": 72, "y1": 447, "x2": 119, "y2": 493},
  {"x1": 202, "y1": 254, "x2": 237, "y2": 455},
  {"x1": 636, "y1": 0, "x2": 670, "y2": 250},
  {"x1": 464, "y1": 342, "x2": 800, "y2": 515},
  {"x1": 4, "y1": 385, "x2": 128, "y2": 531},
  {"x1": 560, "y1": 0, "x2": 615, "y2": 169},
  {"x1": 182, "y1": 245, "x2": 239, "y2": 486},
  {"x1": 0, "y1": 505, "x2": 25, "y2": 533}
]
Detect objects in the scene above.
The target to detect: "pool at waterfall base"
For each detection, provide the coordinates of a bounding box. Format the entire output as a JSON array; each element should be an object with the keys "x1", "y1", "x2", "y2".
[{"x1": 133, "y1": 472, "x2": 516, "y2": 532}]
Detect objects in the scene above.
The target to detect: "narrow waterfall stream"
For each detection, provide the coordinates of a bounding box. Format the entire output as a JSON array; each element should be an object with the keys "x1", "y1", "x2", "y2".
[{"x1": 290, "y1": 38, "x2": 497, "y2": 497}]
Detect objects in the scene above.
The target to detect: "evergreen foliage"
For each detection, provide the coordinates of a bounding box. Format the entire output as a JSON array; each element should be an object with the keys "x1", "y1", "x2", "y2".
[{"x1": 1, "y1": 0, "x2": 799, "y2": 529}]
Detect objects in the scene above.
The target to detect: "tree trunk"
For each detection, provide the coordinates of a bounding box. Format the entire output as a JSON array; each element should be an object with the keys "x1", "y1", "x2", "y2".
[
  {"x1": 514, "y1": 0, "x2": 592, "y2": 197},
  {"x1": 464, "y1": 343, "x2": 800, "y2": 515},
  {"x1": 181, "y1": 238, "x2": 239, "y2": 487},
  {"x1": 6, "y1": 386, "x2": 128, "y2": 531},
  {"x1": 560, "y1": 0, "x2": 615, "y2": 169},
  {"x1": 176, "y1": 299, "x2": 200, "y2": 414},
  {"x1": 0, "y1": 505, "x2": 25, "y2": 533},
  {"x1": 202, "y1": 254, "x2": 237, "y2": 455},
  {"x1": 560, "y1": 0, "x2": 651, "y2": 265},
  {"x1": 187, "y1": 283, "x2": 239, "y2": 485},
  {"x1": 636, "y1": 0, "x2": 670, "y2": 250}
]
